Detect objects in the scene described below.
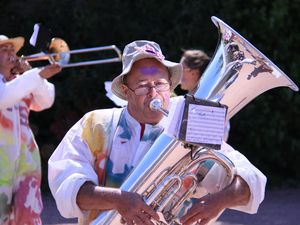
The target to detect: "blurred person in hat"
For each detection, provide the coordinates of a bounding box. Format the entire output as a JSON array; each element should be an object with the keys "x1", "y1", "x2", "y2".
[
  {"x1": 0, "y1": 34, "x2": 61, "y2": 224},
  {"x1": 179, "y1": 49, "x2": 211, "y2": 94},
  {"x1": 48, "y1": 40, "x2": 266, "y2": 225}
]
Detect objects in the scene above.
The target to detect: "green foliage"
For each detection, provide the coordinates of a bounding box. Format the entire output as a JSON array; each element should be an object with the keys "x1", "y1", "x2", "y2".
[{"x1": 1, "y1": 0, "x2": 299, "y2": 190}]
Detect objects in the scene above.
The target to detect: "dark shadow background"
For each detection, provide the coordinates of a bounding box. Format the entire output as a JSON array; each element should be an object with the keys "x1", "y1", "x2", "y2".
[{"x1": 1, "y1": 0, "x2": 299, "y2": 192}]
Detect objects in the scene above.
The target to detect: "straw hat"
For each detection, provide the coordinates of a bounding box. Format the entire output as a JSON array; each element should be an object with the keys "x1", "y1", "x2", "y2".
[
  {"x1": 111, "y1": 40, "x2": 182, "y2": 100},
  {"x1": 0, "y1": 35, "x2": 24, "y2": 53}
]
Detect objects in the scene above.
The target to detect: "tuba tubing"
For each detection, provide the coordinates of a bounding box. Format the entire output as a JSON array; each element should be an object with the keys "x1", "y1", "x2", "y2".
[{"x1": 91, "y1": 16, "x2": 298, "y2": 225}]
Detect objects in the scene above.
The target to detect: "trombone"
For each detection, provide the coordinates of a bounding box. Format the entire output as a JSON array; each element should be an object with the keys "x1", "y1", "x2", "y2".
[{"x1": 22, "y1": 38, "x2": 122, "y2": 68}]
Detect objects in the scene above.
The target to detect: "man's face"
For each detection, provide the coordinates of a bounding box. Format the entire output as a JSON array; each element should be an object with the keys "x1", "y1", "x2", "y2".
[
  {"x1": 122, "y1": 58, "x2": 171, "y2": 125},
  {"x1": 0, "y1": 43, "x2": 16, "y2": 72}
]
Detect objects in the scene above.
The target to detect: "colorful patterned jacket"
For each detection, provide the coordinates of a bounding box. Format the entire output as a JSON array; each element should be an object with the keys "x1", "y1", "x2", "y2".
[{"x1": 0, "y1": 68, "x2": 55, "y2": 225}]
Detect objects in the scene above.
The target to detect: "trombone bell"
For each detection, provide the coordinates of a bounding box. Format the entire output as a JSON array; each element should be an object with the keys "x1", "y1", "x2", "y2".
[{"x1": 48, "y1": 38, "x2": 70, "y2": 63}]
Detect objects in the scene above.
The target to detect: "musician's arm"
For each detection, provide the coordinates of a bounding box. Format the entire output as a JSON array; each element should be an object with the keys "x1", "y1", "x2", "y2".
[
  {"x1": 222, "y1": 142, "x2": 267, "y2": 213},
  {"x1": 30, "y1": 64, "x2": 61, "y2": 111},
  {"x1": 0, "y1": 68, "x2": 47, "y2": 110},
  {"x1": 212, "y1": 175, "x2": 251, "y2": 209},
  {"x1": 48, "y1": 118, "x2": 99, "y2": 218},
  {"x1": 180, "y1": 143, "x2": 266, "y2": 225},
  {"x1": 76, "y1": 181, "x2": 159, "y2": 223}
]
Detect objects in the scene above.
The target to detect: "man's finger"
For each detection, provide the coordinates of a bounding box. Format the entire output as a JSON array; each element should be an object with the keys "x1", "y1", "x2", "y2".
[{"x1": 142, "y1": 207, "x2": 159, "y2": 221}]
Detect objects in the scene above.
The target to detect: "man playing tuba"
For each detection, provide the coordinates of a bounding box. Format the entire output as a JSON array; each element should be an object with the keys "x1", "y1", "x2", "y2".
[{"x1": 48, "y1": 40, "x2": 266, "y2": 225}]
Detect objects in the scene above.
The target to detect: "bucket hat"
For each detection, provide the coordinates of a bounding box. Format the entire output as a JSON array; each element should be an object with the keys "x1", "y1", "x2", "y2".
[{"x1": 111, "y1": 40, "x2": 182, "y2": 100}]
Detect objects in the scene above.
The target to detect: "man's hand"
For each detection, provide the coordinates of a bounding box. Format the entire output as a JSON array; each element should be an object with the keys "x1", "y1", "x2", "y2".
[
  {"x1": 180, "y1": 194, "x2": 224, "y2": 225},
  {"x1": 116, "y1": 191, "x2": 159, "y2": 225},
  {"x1": 180, "y1": 175, "x2": 250, "y2": 225},
  {"x1": 11, "y1": 58, "x2": 32, "y2": 75},
  {"x1": 76, "y1": 182, "x2": 159, "y2": 225},
  {"x1": 39, "y1": 64, "x2": 62, "y2": 79}
]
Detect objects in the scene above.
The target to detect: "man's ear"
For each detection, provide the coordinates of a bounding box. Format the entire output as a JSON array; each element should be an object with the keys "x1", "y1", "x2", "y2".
[
  {"x1": 169, "y1": 80, "x2": 172, "y2": 89},
  {"x1": 121, "y1": 84, "x2": 129, "y2": 99}
]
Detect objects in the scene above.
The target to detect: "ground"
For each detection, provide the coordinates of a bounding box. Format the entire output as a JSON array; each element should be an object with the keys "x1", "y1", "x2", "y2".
[{"x1": 41, "y1": 188, "x2": 300, "y2": 225}]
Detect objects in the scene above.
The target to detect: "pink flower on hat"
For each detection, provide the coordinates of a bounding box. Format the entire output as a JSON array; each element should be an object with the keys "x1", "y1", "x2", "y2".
[
  {"x1": 223, "y1": 29, "x2": 233, "y2": 42},
  {"x1": 134, "y1": 44, "x2": 165, "y2": 60}
]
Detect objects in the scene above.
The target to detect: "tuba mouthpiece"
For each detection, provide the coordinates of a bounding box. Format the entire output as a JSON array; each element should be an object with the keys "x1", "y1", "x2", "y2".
[{"x1": 149, "y1": 99, "x2": 169, "y2": 117}]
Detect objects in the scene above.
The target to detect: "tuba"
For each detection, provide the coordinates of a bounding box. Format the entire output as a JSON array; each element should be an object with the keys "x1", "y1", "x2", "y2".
[{"x1": 91, "y1": 16, "x2": 298, "y2": 225}]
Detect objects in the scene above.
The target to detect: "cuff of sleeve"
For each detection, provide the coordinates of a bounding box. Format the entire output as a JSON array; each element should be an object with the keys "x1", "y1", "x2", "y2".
[
  {"x1": 219, "y1": 143, "x2": 267, "y2": 214},
  {"x1": 54, "y1": 174, "x2": 98, "y2": 219},
  {"x1": 230, "y1": 167, "x2": 267, "y2": 214},
  {"x1": 22, "y1": 67, "x2": 44, "y2": 81}
]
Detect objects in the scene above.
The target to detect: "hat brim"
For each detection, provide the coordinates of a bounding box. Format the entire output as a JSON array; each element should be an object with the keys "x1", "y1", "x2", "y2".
[
  {"x1": 111, "y1": 54, "x2": 182, "y2": 100},
  {"x1": 0, "y1": 37, "x2": 24, "y2": 53}
]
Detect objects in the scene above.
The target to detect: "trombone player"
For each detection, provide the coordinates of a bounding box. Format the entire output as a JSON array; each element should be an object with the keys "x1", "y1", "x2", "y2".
[{"x1": 0, "y1": 34, "x2": 61, "y2": 224}]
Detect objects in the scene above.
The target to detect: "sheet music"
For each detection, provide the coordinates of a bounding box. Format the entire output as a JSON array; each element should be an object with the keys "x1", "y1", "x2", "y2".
[{"x1": 185, "y1": 103, "x2": 226, "y2": 145}]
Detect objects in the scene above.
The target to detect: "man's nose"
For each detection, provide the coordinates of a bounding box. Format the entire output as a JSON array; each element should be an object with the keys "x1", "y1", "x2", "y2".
[{"x1": 147, "y1": 86, "x2": 158, "y2": 97}]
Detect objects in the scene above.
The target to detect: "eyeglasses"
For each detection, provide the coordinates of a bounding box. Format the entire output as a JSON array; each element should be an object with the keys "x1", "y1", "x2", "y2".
[{"x1": 126, "y1": 80, "x2": 171, "y2": 96}]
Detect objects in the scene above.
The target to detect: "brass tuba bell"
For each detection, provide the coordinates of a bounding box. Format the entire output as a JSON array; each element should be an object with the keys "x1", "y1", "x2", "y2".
[{"x1": 194, "y1": 17, "x2": 298, "y2": 119}]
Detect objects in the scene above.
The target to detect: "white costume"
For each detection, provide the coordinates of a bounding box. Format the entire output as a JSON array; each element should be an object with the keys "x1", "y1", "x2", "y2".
[{"x1": 0, "y1": 68, "x2": 55, "y2": 224}]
